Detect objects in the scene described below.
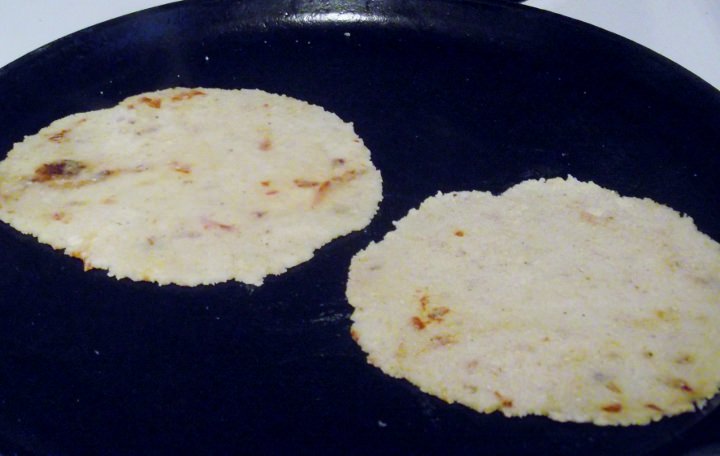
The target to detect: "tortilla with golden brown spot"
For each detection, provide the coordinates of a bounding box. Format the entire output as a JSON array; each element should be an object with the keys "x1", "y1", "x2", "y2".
[
  {"x1": 347, "y1": 176, "x2": 720, "y2": 425},
  {"x1": 0, "y1": 87, "x2": 382, "y2": 286}
]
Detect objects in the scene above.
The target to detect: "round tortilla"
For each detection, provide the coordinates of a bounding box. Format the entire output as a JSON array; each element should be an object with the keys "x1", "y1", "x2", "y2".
[
  {"x1": 347, "y1": 177, "x2": 720, "y2": 425},
  {"x1": 0, "y1": 87, "x2": 382, "y2": 286}
]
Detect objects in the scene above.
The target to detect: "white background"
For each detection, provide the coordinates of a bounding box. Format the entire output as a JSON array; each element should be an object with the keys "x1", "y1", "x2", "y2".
[{"x1": 0, "y1": 0, "x2": 719, "y2": 90}]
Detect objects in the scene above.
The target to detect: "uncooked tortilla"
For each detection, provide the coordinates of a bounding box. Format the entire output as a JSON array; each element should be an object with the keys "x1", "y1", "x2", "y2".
[
  {"x1": 0, "y1": 87, "x2": 382, "y2": 286},
  {"x1": 347, "y1": 176, "x2": 720, "y2": 425}
]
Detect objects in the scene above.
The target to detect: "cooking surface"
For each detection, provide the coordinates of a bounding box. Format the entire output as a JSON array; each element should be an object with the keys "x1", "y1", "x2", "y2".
[
  {"x1": 2, "y1": 0, "x2": 719, "y2": 90},
  {"x1": 0, "y1": 1, "x2": 719, "y2": 454}
]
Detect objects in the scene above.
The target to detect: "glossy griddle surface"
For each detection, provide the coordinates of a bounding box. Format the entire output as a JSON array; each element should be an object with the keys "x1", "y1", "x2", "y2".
[{"x1": 1, "y1": 1, "x2": 719, "y2": 454}]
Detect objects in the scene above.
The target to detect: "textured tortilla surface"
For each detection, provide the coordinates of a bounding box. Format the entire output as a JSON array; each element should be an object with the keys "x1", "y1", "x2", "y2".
[
  {"x1": 0, "y1": 87, "x2": 382, "y2": 286},
  {"x1": 347, "y1": 177, "x2": 720, "y2": 425}
]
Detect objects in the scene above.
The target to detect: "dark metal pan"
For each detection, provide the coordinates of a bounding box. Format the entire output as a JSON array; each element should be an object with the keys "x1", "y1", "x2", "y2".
[{"x1": 1, "y1": 1, "x2": 719, "y2": 454}]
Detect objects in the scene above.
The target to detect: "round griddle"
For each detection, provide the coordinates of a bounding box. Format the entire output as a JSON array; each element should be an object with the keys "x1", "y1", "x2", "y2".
[{"x1": 1, "y1": 1, "x2": 719, "y2": 454}]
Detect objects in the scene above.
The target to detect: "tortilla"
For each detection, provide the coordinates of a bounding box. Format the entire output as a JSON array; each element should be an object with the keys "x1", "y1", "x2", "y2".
[
  {"x1": 347, "y1": 176, "x2": 720, "y2": 425},
  {"x1": 0, "y1": 87, "x2": 382, "y2": 286}
]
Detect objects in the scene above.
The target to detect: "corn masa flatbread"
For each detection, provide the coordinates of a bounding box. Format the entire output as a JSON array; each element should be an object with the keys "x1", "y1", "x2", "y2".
[
  {"x1": 0, "y1": 87, "x2": 383, "y2": 286},
  {"x1": 347, "y1": 177, "x2": 720, "y2": 425}
]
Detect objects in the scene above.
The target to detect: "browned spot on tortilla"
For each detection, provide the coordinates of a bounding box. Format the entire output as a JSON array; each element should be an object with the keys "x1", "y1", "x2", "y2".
[
  {"x1": 259, "y1": 137, "x2": 272, "y2": 151},
  {"x1": 580, "y1": 210, "x2": 615, "y2": 226},
  {"x1": 34, "y1": 164, "x2": 150, "y2": 189},
  {"x1": 668, "y1": 378, "x2": 694, "y2": 393},
  {"x1": 466, "y1": 360, "x2": 479, "y2": 371},
  {"x1": 675, "y1": 354, "x2": 695, "y2": 364},
  {"x1": 171, "y1": 89, "x2": 206, "y2": 101},
  {"x1": 51, "y1": 211, "x2": 66, "y2": 221},
  {"x1": 253, "y1": 211, "x2": 267, "y2": 218},
  {"x1": 332, "y1": 158, "x2": 346, "y2": 167},
  {"x1": 646, "y1": 403, "x2": 663, "y2": 412},
  {"x1": 655, "y1": 308, "x2": 680, "y2": 323},
  {"x1": 170, "y1": 161, "x2": 192, "y2": 174},
  {"x1": 147, "y1": 237, "x2": 156, "y2": 246},
  {"x1": 135, "y1": 126, "x2": 160, "y2": 136},
  {"x1": 310, "y1": 169, "x2": 364, "y2": 207},
  {"x1": 412, "y1": 292, "x2": 450, "y2": 328},
  {"x1": 48, "y1": 129, "x2": 71, "y2": 143},
  {"x1": 606, "y1": 381, "x2": 622, "y2": 394},
  {"x1": 265, "y1": 190, "x2": 279, "y2": 196},
  {"x1": 139, "y1": 97, "x2": 162, "y2": 109},
  {"x1": 294, "y1": 179, "x2": 319, "y2": 188},
  {"x1": 602, "y1": 403, "x2": 622, "y2": 413},
  {"x1": 260, "y1": 180, "x2": 271, "y2": 187},
  {"x1": 202, "y1": 217, "x2": 234, "y2": 232},
  {"x1": 331, "y1": 169, "x2": 359, "y2": 183},
  {"x1": 97, "y1": 169, "x2": 116, "y2": 178},
  {"x1": 580, "y1": 211, "x2": 599, "y2": 224},
  {"x1": 350, "y1": 329, "x2": 359, "y2": 342},
  {"x1": 427, "y1": 306, "x2": 450, "y2": 322},
  {"x1": 32, "y1": 159, "x2": 86, "y2": 182},
  {"x1": 430, "y1": 334, "x2": 457, "y2": 347},
  {"x1": 411, "y1": 316, "x2": 426, "y2": 330},
  {"x1": 454, "y1": 230, "x2": 465, "y2": 237},
  {"x1": 494, "y1": 391, "x2": 513, "y2": 408},
  {"x1": 312, "y1": 180, "x2": 332, "y2": 206},
  {"x1": 419, "y1": 293, "x2": 429, "y2": 311}
]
